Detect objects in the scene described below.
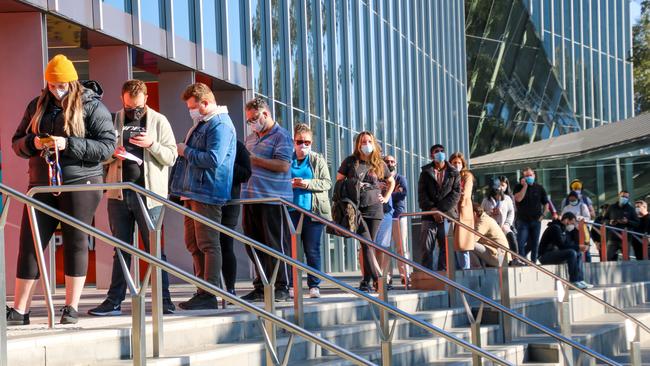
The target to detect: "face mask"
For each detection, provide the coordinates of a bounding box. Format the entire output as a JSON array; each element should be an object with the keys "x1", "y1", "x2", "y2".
[
  {"x1": 434, "y1": 152, "x2": 446, "y2": 162},
  {"x1": 525, "y1": 176, "x2": 535, "y2": 185},
  {"x1": 636, "y1": 207, "x2": 642, "y2": 215},
  {"x1": 249, "y1": 117, "x2": 267, "y2": 133},
  {"x1": 298, "y1": 144, "x2": 311, "y2": 155},
  {"x1": 52, "y1": 88, "x2": 68, "y2": 100},
  {"x1": 189, "y1": 108, "x2": 202, "y2": 122},
  {"x1": 573, "y1": 189, "x2": 581, "y2": 195},
  {"x1": 619, "y1": 197, "x2": 629, "y2": 206},
  {"x1": 454, "y1": 164, "x2": 463, "y2": 171},
  {"x1": 569, "y1": 200, "x2": 579, "y2": 206},
  {"x1": 565, "y1": 224, "x2": 576, "y2": 232},
  {"x1": 387, "y1": 165, "x2": 396, "y2": 172},
  {"x1": 125, "y1": 106, "x2": 146, "y2": 121},
  {"x1": 360, "y1": 144, "x2": 374, "y2": 155}
]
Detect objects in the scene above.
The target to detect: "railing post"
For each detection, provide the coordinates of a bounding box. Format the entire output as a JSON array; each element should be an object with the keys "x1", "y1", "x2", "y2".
[
  {"x1": 378, "y1": 263, "x2": 392, "y2": 366},
  {"x1": 49, "y1": 236, "x2": 56, "y2": 294},
  {"x1": 133, "y1": 222, "x2": 140, "y2": 288},
  {"x1": 557, "y1": 281, "x2": 574, "y2": 366},
  {"x1": 27, "y1": 206, "x2": 55, "y2": 328},
  {"x1": 643, "y1": 236, "x2": 648, "y2": 261},
  {"x1": 0, "y1": 198, "x2": 11, "y2": 366},
  {"x1": 288, "y1": 208, "x2": 304, "y2": 327},
  {"x1": 622, "y1": 229, "x2": 629, "y2": 261},
  {"x1": 132, "y1": 291, "x2": 147, "y2": 366},
  {"x1": 600, "y1": 225, "x2": 607, "y2": 262},
  {"x1": 445, "y1": 221, "x2": 457, "y2": 306},
  {"x1": 627, "y1": 321, "x2": 641, "y2": 366},
  {"x1": 578, "y1": 221, "x2": 587, "y2": 263},
  {"x1": 149, "y1": 208, "x2": 165, "y2": 358},
  {"x1": 498, "y1": 250, "x2": 512, "y2": 343}
]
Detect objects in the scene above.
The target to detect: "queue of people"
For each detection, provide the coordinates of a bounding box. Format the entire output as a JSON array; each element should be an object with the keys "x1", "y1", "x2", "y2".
[{"x1": 6, "y1": 54, "x2": 648, "y2": 327}]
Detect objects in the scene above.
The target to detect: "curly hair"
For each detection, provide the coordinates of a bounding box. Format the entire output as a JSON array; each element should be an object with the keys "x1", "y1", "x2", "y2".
[
  {"x1": 293, "y1": 122, "x2": 312, "y2": 137},
  {"x1": 353, "y1": 131, "x2": 385, "y2": 177}
]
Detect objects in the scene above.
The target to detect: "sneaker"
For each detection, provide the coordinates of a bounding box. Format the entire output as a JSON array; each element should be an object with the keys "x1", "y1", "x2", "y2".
[
  {"x1": 6, "y1": 307, "x2": 30, "y2": 326},
  {"x1": 241, "y1": 289, "x2": 264, "y2": 302},
  {"x1": 60, "y1": 305, "x2": 79, "y2": 324},
  {"x1": 578, "y1": 281, "x2": 594, "y2": 289},
  {"x1": 288, "y1": 288, "x2": 295, "y2": 298},
  {"x1": 573, "y1": 281, "x2": 588, "y2": 290},
  {"x1": 309, "y1": 287, "x2": 321, "y2": 298},
  {"x1": 358, "y1": 281, "x2": 370, "y2": 293},
  {"x1": 274, "y1": 289, "x2": 291, "y2": 302},
  {"x1": 178, "y1": 293, "x2": 219, "y2": 310},
  {"x1": 87, "y1": 299, "x2": 122, "y2": 316},
  {"x1": 163, "y1": 298, "x2": 176, "y2": 314},
  {"x1": 226, "y1": 288, "x2": 236, "y2": 296}
]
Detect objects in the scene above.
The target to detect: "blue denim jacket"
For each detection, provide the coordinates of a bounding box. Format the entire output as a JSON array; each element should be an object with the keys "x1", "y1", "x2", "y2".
[{"x1": 170, "y1": 109, "x2": 236, "y2": 205}]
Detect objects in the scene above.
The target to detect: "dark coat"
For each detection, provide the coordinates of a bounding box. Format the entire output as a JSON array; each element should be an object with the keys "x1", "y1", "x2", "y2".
[
  {"x1": 417, "y1": 161, "x2": 461, "y2": 221},
  {"x1": 539, "y1": 219, "x2": 580, "y2": 257},
  {"x1": 231, "y1": 140, "x2": 252, "y2": 198},
  {"x1": 12, "y1": 80, "x2": 116, "y2": 186}
]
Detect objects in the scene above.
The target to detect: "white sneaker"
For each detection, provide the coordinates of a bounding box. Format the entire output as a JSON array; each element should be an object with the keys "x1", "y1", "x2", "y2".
[
  {"x1": 580, "y1": 281, "x2": 594, "y2": 289},
  {"x1": 309, "y1": 287, "x2": 321, "y2": 298},
  {"x1": 288, "y1": 288, "x2": 294, "y2": 298},
  {"x1": 573, "y1": 281, "x2": 588, "y2": 290}
]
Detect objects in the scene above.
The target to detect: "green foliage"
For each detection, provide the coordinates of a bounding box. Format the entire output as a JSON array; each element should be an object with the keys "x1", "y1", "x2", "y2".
[{"x1": 633, "y1": 0, "x2": 650, "y2": 113}]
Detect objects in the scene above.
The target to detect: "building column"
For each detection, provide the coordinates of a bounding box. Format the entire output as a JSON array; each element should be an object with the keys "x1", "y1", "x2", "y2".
[
  {"x1": 158, "y1": 71, "x2": 195, "y2": 279},
  {"x1": 0, "y1": 12, "x2": 48, "y2": 296},
  {"x1": 88, "y1": 45, "x2": 132, "y2": 289}
]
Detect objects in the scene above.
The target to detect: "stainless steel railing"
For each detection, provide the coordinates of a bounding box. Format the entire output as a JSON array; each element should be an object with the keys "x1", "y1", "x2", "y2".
[
  {"x1": 399, "y1": 210, "x2": 650, "y2": 366},
  {"x1": 23, "y1": 183, "x2": 511, "y2": 366},
  {"x1": 228, "y1": 197, "x2": 620, "y2": 366},
  {"x1": 0, "y1": 183, "x2": 375, "y2": 366}
]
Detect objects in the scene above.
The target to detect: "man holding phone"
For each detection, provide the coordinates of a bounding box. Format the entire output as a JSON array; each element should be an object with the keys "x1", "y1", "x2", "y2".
[{"x1": 89, "y1": 80, "x2": 178, "y2": 316}]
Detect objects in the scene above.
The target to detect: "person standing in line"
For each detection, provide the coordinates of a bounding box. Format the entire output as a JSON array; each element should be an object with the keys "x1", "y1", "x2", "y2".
[
  {"x1": 384, "y1": 155, "x2": 411, "y2": 283},
  {"x1": 603, "y1": 191, "x2": 639, "y2": 261},
  {"x1": 88, "y1": 79, "x2": 177, "y2": 316},
  {"x1": 240, "y1": 97, "x2": 294, "y2": 302},
  {"x1": 513, "y1": 167, "x2": 557, "y2": 263},
  {"x1": 481, "y1": 178, "x2": 519, "y2": 259},
  {"x1": 8, "y1": 55, "x2": 116, "y2": 325},
  {"x1": 219, "y1": 140, "x2": 251, "y2": 296},
  {"x1": 287, "y1": 123, "x2": 331, "y2": 298},
  {"x1": 336, "y1": 131, "x2": 395, "y2": 292},
  {"x1": 417, "y1": 144, "x2": 461, "y2": 271},
  {"x1": 170, "y1": 82, "x2": 236, "y2": 310},
  {"x1": 449, "y1": 152, "x2": 475, "y2": 269},
  {"x1": 560, "y1": 179, "x2": 595, "y2": 219},
  {"x1": 374, "y1": 155, "x2": 394, "y2": 288},
  {"x1": 633, "y1": 200, "x2": 649, "y2": 260}
]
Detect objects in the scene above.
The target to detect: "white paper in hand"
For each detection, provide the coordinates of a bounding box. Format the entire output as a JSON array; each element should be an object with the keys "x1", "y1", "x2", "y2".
[{"x1": 116, "y1": 151, "x2": 143, "y2": 166}]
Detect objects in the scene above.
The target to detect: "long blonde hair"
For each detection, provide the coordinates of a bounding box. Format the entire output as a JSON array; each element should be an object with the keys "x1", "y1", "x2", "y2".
[
  {"x1": 353, "y1": 131, "x2": 385, "y2": 177},
  {"x1": 28, "y1": 81, "x2": 85, "y2": 137}
]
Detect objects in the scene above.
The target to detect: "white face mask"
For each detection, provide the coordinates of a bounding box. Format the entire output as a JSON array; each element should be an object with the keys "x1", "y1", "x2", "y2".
[
  {"x1": 360, "y1": 144, "x2": 374, "y2": 155},
  {"x1": 189, "y1": 108, "x2": 202, "y2": 122},
  {"x1": 298, "y1": 144, "x2": 311, "y2": 155},
  {"x1": 454, "y1": 164, "x2": 463, "y2": 171},
  {"x1": 52, "y1": 88, "x2": 68, "y2": 100},
  {"x1": 565, "y1": 224, "x2": 576, "y2": 232},
  {"x1": 249, "y1": 117, "x2": 266, "y2": 133}
]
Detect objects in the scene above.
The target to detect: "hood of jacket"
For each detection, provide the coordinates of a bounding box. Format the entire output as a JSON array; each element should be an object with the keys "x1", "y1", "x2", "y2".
[{"x1": 80, "y1": 80, "x2": 104, "y2": 103}]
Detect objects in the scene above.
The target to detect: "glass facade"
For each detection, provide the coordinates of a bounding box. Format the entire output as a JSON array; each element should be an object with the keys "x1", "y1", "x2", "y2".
[{"x1": 465, "y1": 0, "x2": 634, "y2": 157}]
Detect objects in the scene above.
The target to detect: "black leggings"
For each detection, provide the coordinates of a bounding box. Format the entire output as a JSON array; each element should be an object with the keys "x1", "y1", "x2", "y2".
[
  {"x1": 220, "y1": 203, "x2": 241, "y2": 291},
  {"x1": 17, "y1": 176, "x2": 103, "y2": 279},
  {"x1": 358, "y1": 218, "x2": 382, "y2": 284}
]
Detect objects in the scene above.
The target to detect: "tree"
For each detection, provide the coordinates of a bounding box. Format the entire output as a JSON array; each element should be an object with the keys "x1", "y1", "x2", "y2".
[{"x1": 632, "y1": 0, "x2": 650, "y2": 113}]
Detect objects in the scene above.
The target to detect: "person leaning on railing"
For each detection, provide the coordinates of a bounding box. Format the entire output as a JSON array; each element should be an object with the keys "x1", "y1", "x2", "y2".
[
  {"x1": 8, "y1": 54, "x2": 116, "y2": 325},
  {"x1": 287, "y1": 123, "x2": 332, "y2": 299},
  {"x1": 603, "y1": 191, "x2": 639, "y2": 261}
]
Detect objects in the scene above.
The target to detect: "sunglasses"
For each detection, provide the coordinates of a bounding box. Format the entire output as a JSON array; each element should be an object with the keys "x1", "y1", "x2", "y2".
[
  {"x1": 295, "y1": 140, "x2": 312, "y2": 146},
  {"x1": 384, "y1": 160, "x2": 396, "y2": 164}
]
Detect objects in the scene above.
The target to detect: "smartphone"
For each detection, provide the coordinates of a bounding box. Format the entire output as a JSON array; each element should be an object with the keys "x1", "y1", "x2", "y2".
[{"x1": 123, "y1": 126, "x2": 147, "y2": 139}]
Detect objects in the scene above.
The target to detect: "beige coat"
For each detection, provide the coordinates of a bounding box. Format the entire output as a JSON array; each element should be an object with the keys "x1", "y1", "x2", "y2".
[
  {"x1": 475, "y1": 212, "x2": 510, "y2": 262},
  {"x1": 454, "y1": 173, "x2": 475, "y2": 251},
  {"x1": 105, "y1": 107, "x2": 178, "y2": 208}
]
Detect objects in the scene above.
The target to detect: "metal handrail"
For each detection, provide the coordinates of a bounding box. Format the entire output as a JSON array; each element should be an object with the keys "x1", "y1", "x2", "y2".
[
  {"x1": 25, "y1": 183, "x2": 511, "y2": 366},
  {"x1": 398, "y1": 211, "x2": 650, "y2": 338},
  {"x1": 587, "y1": 220, "x2": 649, "y2": 240},
  {"x1": 227, "y1": 198, "x2": 619, "y2": 365},
  {"x1": 0, "y1": 184, "x2": 373, "y2": 366}
]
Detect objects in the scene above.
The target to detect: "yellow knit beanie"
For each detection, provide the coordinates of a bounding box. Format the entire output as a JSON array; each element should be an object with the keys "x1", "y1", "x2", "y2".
[{"x1": 44, "y1": 54, "x2": 78, "y2": 83}]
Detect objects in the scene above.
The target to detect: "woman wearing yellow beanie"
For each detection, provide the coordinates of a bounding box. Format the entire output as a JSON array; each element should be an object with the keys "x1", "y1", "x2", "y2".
[{"x1": 8, "y1": 54, "x2": 116, "y2": 325}]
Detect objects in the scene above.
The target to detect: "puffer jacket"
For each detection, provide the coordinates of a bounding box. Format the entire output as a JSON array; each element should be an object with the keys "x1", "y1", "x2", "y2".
[{"x1": 12, "y1": 80, "x2": 116, "y2": 186}]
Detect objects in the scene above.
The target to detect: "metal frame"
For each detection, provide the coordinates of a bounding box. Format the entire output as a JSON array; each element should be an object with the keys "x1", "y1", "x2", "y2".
[{"x1": 3, "y1": 183, "x2": 373, "y2": 366}]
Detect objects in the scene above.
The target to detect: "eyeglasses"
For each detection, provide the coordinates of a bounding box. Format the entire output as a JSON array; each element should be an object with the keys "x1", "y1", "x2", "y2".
[
  {"x1": 246, "y1": 115, "x2": 261, "y2": 124},
  {"x1": 384, "y1": 160, "x2": 396, "y2": 164},
  {"x1": 295, "y1": 140, "x2": 312, "y2": 146}
]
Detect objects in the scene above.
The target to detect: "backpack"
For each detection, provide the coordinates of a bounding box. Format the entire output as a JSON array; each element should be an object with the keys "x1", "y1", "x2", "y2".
[{"x1": 327, "y1": 158, "x2": 369, "y2": 238}]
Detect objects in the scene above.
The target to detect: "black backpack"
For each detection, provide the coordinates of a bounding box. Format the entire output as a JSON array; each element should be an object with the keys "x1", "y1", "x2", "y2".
[{"x1": 327, "y1": 159, "x2": 369, "y2": 238}]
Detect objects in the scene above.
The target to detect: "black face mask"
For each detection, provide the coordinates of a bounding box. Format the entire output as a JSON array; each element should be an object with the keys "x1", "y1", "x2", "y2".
[
  {"x1": 125, "y1": 106, "x2": 146, "y2": 121},
  {"x1": 388, "y1": 165, "x2": 396, "y2": 172}
]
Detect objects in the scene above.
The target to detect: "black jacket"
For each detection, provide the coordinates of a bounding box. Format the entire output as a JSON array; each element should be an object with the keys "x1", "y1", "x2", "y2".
[
  {"x1": 539, "y1": 219, "x2": 579, "y2": 257},
  {"x1": 418, "y1": 161, "x2": 461, "y2": 221},
  {"x1": 12, "y1": 81, "x2": 116, "y2": 186},
  {"x1": 604, "y1": 203, "x2": 639, "y2": 230},
  {"x1": 231, "y1": 140, "x2": 252, "y2": 198}
]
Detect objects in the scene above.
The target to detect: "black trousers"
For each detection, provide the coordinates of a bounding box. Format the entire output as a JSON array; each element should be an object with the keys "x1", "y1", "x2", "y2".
[
  {"x1": 220, "y1": 203, "x2": 241, "y2": 291},
  {"x1": 243, "y1": 204, "x2": 291, "y2": 291},
  {"x1": 418, "y1": 219, "x2": 451, "y2": 271},
  {"x1": 358, "y1": 217, "x2": 382, "y2": 284},
  {"x1": 17, "y1": 176, "x2": 103, "y2": 279}
]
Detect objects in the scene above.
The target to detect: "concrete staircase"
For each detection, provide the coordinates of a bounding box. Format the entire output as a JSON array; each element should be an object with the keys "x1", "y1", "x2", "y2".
[{"x1": 6, "y1": 261, "x2": 650, "y2": 365}]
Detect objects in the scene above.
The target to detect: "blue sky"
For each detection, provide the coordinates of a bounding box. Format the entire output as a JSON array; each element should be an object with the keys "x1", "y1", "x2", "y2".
[{"x1": 631, "y1": 0, "x2": 641, "y2": 23}]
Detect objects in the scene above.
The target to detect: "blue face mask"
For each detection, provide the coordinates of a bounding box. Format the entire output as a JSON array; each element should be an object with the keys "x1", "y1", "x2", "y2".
[
  {"x1": 525, "y1": 176, "x2": 535, "y2": 185},
  {"x1": 619, "y1": 197, "x2": 629, "y2": 206},
  {"x1": 434, "y1": 152, "x2": 446, "y2": 163}
]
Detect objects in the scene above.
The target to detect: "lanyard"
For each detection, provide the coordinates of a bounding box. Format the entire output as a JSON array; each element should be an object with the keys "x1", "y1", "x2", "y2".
[{"x1": 42, "y1": 147, "x2": 63, "y2": 195}]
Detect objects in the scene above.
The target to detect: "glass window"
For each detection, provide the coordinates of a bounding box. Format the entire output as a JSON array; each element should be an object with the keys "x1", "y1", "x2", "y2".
[
  {"x1": 173, "y1": 0, "x2": 195, "y2": 41},
  {"x1": 227, "y1": 0, "x2": 246, "y2": 64},
  {"x1": 582, "y1": 1, "x2": 590, "y2": 47},
  {"x1": 141, "y1": 0, "x2": 164, "y2": 28},
  {"x1": 590, "y1": 0, "x2": 598, "y2": 47},
  {"x1": 322, "y1": 0, "x2": 332, "y2": 121},
  {"x1": 290, "y1": 0, "x2": 304, "y2": 109},
  {"x1": 616, "y1": 0, "x2": 624, "y2": 59},
  {"x1": 203, "y1": 0, "x2": 222, "y2": 54},
  {"x1": 307, "y1": 0, "x2": 319, "y2": 114},
  {"x1": 335, "y1": 0, "x2": 345, "y2": 124},
  {"x1": 251, "y1": 0, "x2": 269, "y2": 95},
  {"x1": 348, "y1": 0, "x2": 358, "y2": 130},
  {"x1": 573, "y1": 0, "x2": 581, "y2": 41},
  {"x1": 103, "y1": 0, "x2": 130, "y2": 12},
  {"x1": 272, "y1": 0, "x2": 286, "y2": 102}
]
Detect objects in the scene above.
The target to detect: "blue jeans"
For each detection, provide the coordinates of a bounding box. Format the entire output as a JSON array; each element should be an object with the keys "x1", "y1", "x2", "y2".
[
  {"x1": 539, "y1": 249, "x2": 583, "y2": 282},
  {"x1": 106, "y1": 191, "x2": 170, "y2": 304},
  {"x1": 516, "y1": 219, "x2": 542, "y2": 262},
  {"x1": 289, "y1": 211, "x2": 324, "y2": 289},
  {"x1": 376, "y1": 211, "x2": 394, "y2": 249}
]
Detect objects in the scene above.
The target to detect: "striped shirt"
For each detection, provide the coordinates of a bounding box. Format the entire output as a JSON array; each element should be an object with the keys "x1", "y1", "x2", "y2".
[{"x1": 242, "y1": 123, "x2": 294, "y2": 201}]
